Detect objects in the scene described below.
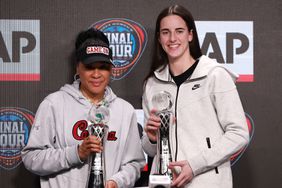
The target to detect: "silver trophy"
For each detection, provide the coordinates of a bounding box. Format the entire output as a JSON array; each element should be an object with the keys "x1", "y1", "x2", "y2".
[
  {"x1": 86, "y1": 105, "x2": 109, "y2": 188},
  {"x1": 149, "y1": 91, "x2": 174, "y2": 188}
]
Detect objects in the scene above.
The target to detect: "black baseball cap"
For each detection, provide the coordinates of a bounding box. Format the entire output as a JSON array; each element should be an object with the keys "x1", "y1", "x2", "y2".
[{"x1": 75, "y1": 28, "x2": 114, "y2": 66}]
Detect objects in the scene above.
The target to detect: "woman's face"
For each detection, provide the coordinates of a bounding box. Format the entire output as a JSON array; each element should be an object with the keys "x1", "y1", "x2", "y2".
[
  {"x1": 77, "y1": 62, "x2": 112, "y2": 101},
  {"x1": 158, "y1": 15, "x2": 193, "y2": 62}
]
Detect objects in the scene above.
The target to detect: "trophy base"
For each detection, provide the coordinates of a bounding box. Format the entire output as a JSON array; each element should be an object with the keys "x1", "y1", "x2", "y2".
[{"x1": 149, "y1": 174, "x2": 171, "y2": 188}]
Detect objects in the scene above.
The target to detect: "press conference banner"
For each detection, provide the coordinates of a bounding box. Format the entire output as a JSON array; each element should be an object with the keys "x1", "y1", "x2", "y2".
[{"x1": 1, "y1": 0, "x2": 282, "y2": 188}]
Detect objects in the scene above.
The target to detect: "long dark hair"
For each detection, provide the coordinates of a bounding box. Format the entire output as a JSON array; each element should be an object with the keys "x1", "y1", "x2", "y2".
[{"x1": 145, "y1": 5, "x2": 202, "y2": 81}]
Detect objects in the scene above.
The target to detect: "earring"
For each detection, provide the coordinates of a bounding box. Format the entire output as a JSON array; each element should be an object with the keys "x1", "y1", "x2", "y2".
[{"x1": 74, "y1": 73, "x2": 80, "y2": 81}]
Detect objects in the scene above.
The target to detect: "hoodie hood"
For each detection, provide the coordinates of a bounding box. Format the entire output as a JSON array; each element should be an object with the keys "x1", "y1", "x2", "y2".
[
  {"x1": 191, "y1": 55, "x2": 238, "y2": 82},
  {"x1": 59, "y1": 79, "x2": 117, "y2": 106},
  {"x1": 154, "y1": 55, "x2": 239, "y2": 83}
]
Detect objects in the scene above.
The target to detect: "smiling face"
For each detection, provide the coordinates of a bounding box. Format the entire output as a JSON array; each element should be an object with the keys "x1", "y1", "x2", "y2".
[
  {"x1": 77, "y1": 62, "x2": 112, "y2": 103},
  {"x1": 158, "y1": 15, "x2": 193, "y2": 62}
]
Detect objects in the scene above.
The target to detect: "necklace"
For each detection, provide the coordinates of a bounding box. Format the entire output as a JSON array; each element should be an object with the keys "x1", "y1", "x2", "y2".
[
  {"x1": 80, "y1": 88, "x2": 97, "y2": 104},
  {"x1": 80, "y1": 88, "x2": 109, "y2": 107}
]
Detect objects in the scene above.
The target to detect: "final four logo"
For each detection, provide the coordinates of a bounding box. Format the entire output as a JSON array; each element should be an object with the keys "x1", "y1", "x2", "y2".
[
  {"x1": 91, "y1": 18, "x2": 147, "y2": 80},
  {"x1": 0, "y1": 107, "x2": 34, "y2": 170}
]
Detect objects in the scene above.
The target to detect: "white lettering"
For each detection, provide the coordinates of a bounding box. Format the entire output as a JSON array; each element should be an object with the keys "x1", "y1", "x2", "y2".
[
  {"x1": 106, "y1": 33, "x2": 133, "y2": 45},
  {"x1": 110, "y1": 45, "x2": 132, "y2": 57},
  {"x1": 0, "y1": 121, "x2": 26, "y2": 133},
  {"x1": 0, "y1": 134, "x2": 26, "y2": 148}
]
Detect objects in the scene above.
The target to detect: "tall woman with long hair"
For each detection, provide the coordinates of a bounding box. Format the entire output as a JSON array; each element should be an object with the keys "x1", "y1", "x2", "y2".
[{"x1": 142, "y1": 5, "x2": 249, "y2": 188}]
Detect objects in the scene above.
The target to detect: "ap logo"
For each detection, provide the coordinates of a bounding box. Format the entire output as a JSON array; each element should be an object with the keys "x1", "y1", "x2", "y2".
[
  {"x1": 197, "y1": 21, "x2": 253, "y2": 82},
  {"x1": 0, "y1": 19, "x2": 40, "y2": 81}
]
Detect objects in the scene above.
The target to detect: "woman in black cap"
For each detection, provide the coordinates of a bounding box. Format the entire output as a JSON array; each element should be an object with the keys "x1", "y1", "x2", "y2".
[{"x1": 22, "y1": 28, "x2": 145, "y2": 188}]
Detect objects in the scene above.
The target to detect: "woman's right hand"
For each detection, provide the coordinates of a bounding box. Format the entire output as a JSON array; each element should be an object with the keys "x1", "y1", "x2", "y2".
[
  {"x1": 78, "y1": 135, "x2": 103, "y2": 161},
  {"x1": 144, "y1": 109, "x2": 161, "y2": 142}
]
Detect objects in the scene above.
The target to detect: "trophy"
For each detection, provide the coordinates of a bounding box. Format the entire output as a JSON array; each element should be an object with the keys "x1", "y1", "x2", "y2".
[
  {"x1": 149, "y1": 91, "x2": 174, "y2": 188},
  {"x1": 86, "y1": 105, "x2": 109, "y2": 188}
]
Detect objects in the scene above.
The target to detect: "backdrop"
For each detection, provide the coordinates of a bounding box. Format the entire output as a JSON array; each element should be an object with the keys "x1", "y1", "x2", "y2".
[{"x1": 1, "y1": 0, "x2": 282, "y2": 188}]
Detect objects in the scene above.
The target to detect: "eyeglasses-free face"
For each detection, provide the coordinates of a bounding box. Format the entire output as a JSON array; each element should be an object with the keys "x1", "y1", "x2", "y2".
[
  {"x1": 77, "y1": 62, "x2": 112, "y2": 104},
  {"x1": 158, "y1": 15, "x2": 193, "y2": 62}
]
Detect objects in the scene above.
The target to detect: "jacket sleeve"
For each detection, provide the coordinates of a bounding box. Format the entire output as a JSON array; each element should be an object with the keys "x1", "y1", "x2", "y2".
[
  {"x1": 188, "y1": 67, "x2": 250, "y2": 176},
  {"x1": 21, "y1": 98, "x2": 83, "y2": 176},
  {"x1": 141, "y1": 81, "x2": 158, "y2": 157},
  {"x1": 109, "y1": 109, "x2": 146, "y2": 188}
]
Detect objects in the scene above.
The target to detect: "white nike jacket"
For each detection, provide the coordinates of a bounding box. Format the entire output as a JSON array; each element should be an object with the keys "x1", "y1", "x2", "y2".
[{"x1": 142, "y1": 55, "x2": 249, "y2": 188}]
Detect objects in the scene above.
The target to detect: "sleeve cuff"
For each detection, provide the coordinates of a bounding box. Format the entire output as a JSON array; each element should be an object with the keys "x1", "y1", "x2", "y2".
[
  {"x1": 187, "y1": 154, "x2": 206, "y2": 176},
  {"x1": 66, "y1": 144, "x2": 84, "y2": 166},
  {"x1": 142, "y1": 135, "x2": 157, "y2": 157},
  {"x1": 109, "y1": 177, "x2": 123, "y2": 188}
]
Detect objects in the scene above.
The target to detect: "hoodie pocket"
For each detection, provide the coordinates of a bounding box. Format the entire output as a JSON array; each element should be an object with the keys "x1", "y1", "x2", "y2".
[{"x1": 206, "y1": 137, "x2": 219, "y2": 174}]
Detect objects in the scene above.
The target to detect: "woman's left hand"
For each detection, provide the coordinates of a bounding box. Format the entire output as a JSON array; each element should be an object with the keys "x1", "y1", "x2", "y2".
[{"x1": 168, "y1": 160, "x2": 194, "y2": 187}]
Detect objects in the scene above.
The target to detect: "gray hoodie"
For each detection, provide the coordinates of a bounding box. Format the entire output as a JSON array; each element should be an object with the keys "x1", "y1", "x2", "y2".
[{"x1": 21, "y1": 80, "x2": 145, "y2": 188}]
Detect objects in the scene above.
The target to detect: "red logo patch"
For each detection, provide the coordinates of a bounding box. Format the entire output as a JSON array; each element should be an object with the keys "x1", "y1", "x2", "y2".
[{"x1": 107, "y1": 131, "x2": 117, "y2": 141}]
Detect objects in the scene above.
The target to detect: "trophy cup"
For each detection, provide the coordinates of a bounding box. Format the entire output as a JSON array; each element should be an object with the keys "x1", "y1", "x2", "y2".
[
  {"x1": 149, "y1": 91, "x2": 174, "y2": 188},
  {"x1": 86, "y1": 105, "x2": 109, "y2": 188}
]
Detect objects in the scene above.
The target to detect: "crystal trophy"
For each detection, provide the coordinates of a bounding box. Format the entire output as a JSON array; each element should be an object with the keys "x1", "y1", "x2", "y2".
[
  {"x1": 86, "y1": 105, "x2": 109, "y2": 188},
  {"x1": 149, "y1": 91, "x2": 174, "y2": 188}
]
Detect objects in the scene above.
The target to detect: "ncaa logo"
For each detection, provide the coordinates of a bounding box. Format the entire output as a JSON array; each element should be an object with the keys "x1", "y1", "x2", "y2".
[
  {"x1": 91, "y1": 18, "x2": 147, "y2": 80},
  {"x1": 0, "y1": 107, "x2": 34, "y2": 170},
  {"x1": 0, "y1": 19, "x2": 40, "y2": 81},
  {"x1": 231, "y1": 112, "x2": 254, "y2": 166}
]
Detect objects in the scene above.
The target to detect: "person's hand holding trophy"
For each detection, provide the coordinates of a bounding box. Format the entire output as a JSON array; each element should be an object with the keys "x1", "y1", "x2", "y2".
[
  {"x1": 86, "y1": 105, "x2": 109, "y2": 188},
  {"x1": 149, "y1": 91, "x2": 174, "y2": 188}
]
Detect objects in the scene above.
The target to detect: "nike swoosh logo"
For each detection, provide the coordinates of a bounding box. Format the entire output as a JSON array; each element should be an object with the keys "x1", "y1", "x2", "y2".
[{"x1": 192, "y1": 84, "x2": 200, "y2": 90}]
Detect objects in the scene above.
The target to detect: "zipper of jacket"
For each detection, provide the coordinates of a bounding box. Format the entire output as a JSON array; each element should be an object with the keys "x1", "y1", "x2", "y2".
[
  {"x1": 174, "y1": 85, "x2": 180, "y2": 161},
  {"x1": 173, "y1": 77, "x2": 195, "y2": 161},
  {"x1": 174, "y1": 77, "x2": 203, "y2": 161},
  {"x1": 154, "y1": 76, "x2": 200, "y2": 162},
  {"x1": 154, "y1": 62, "x2": 206, "y2": 162}
]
